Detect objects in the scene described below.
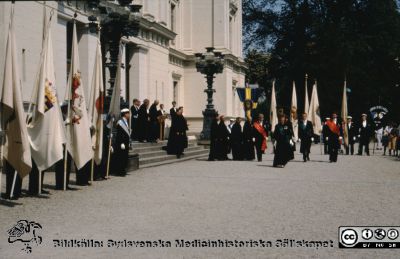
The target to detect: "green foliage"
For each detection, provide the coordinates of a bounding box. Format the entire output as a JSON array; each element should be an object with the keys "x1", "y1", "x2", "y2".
[{"x1": 243, "y1": 0, "x2": 400, "y2": 121}]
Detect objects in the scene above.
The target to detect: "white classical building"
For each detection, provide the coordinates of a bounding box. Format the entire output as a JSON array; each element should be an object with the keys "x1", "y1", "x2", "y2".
[{"x1": 0, "y1": 0, "x2": 246, "y2": 132}]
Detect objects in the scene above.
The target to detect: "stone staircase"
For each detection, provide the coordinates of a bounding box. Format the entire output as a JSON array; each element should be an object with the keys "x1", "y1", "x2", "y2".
[{"x1": 130, "y1": 138, "x2": 209, "y2": 168}]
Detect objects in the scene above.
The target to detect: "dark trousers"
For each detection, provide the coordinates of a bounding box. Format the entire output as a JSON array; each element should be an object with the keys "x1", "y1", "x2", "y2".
[
  {"x1": 255, "y1": 141, "x2": 263, "y2": 161},
  {"x1": 28, "y1": 160, "x2": 44, "y2": 195},
  {"x1": 302, "y1": 151, "x2": 310, "y2": 161},
  {"x1": 358, "y1": 141, "x2": 370, "y2": 155},
  {"x1": 328, "y1": 145, "x2": 338, "y2": 162},
  {"x1": 5, "y1": 160, "x2": 22, "y2": 199},
  {"x1": 346, "y1": 143, "x2": 354, "y2": 155},
  {"x1": 76, "y1": 161, "x2": 91, "y2": 186},
  {"x1": 324, "y1": 143, "x2": 328, "y2": 154},
  {"x1": 301, "y1": 142, "x2": 311, "y2": 161},
  {"x1": 54, "y1": 153, "x2": 72, "y2": 190},
  {"x1": 113, "y1": 149, "x2": 129, "y2": 176}
]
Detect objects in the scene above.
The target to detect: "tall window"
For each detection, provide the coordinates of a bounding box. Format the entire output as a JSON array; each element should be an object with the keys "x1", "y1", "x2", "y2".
[
  {"x1": 170, "y1": 3, "x2": 176, "y2": 32},
  {"x1": 229, "y1": 16, "x2": 233, "y2": 51},
  {"x1": 173, "y1": 81, "x2": 178, "y2": 102},
  {"x1": 66, "y1": 22, "x2": 73, "y2": 80}
]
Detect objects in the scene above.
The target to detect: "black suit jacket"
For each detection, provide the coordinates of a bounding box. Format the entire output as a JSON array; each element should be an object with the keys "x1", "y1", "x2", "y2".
[
  {"x1": 130, "y1": 105, "x2": 139, "y2": 129},
  {"x1": 170, "y1": 107, "x2": 177, "y2": 120},
  {"x1": 149, "y1": 104, "x2": 158, "y2": 122},
  {"x1": 298, "y1": 120, "x2": 314, "y2": 142},
  {"x1": 347, "y1": 122, "x2": 357, "y2": 144},
  {"x1": 358, "y1": 121, "x2": 373, "y2": 143}
]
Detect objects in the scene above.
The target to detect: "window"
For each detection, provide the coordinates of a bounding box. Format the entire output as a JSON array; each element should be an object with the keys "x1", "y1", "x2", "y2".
[
  {"x1": 66, "y1": 22, "x2": 73, "y2": 80},
  {"x1": 229, "y1": 16, "x2": 233, "y2": 51},
  {"x1": 170, "y1": 3, "x2": 176, "y2": 32},
  {"x1": 173, "y1": 81, "x2": 178, "y2": 102}
]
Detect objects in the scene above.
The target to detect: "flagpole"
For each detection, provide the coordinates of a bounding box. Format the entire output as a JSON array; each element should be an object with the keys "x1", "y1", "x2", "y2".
[
  {"x1": 38, "y1": 170, "x2": 42, "y2": 195},
  {"x1": 63, "y1": 15, "x2": 78, "y2": 190},
  {"x1": 0, "y1": 143, "x2": 3, "y2": 196},
  {"x1": 90, "y1": 157, "x2": 94, "y2": 184},
  {"x1": 63, "y1": 144, "x2": 68, "y2": 190},
  {"x1": 9, "y1": 171, "x2": 17, "y2": 199},
  {"x1": 105, "y1": 117, "x2": 114, "y2": 179}
]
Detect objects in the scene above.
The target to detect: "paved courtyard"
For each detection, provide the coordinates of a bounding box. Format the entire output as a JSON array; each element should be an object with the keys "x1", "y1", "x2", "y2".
[{"x1": 1, "y1": 144, "x2": 400, "y2": 258}]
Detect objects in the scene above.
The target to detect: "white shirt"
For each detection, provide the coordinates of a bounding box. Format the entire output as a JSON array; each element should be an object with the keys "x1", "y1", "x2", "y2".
[{"x1": 362, "y1": 121, "x2": 367, "y2": 127}]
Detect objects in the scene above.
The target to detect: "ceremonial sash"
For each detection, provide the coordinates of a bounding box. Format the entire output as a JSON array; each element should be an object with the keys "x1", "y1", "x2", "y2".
[
  {"x1": 118, "y1": 119, "x2": 130, "y2": 136},
  {"x1": 326, "y1": 121, "x2": 340, "y2": 135},
  {"x1": 254, "y1": 122, "x2": 267, "y2": 151}
]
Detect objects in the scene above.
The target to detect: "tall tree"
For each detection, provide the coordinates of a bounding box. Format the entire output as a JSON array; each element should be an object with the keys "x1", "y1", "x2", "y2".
[{"x1": 243, "y1": 0, "x2": 400, "y2": 120}]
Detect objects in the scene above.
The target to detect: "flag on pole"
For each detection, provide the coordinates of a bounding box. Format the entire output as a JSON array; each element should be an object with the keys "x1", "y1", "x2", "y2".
[
  {"x1": 27, "y1": 11, "x2": 66, "y2": 171},
  {"x1": 42, "y1": 3, "x2": 47, "y2": 47},
  {"x1": 88, "y1": 38, "x2": 104, "y2": 165},
  {"x1": 290, "y1": 81, "x2": 298, "y2": 141},
  {"x1": 108, "y1": 43, "x2": 124, "y2": 122},
  {"x1": 307, "y1": 81, "x2": 322, "y2": 135},
  {"x1": 341, "y1": 80, "x2": 349, "y2": 146},
  {"x1": 270, "y1": 80, "x2": 278, "y2": 132},
  {"x1": 0, "y1": 5, "x2": 32, "y2": 177},
  {"x1": 65, "y1": 22, "x2": 92, "y2": 170},
  {"x1": 304, "y1": 74, "x2": 309, "y2": 115}
]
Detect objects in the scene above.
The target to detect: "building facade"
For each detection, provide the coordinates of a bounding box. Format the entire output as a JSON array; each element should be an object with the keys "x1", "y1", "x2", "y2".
[{"x1": 0, "y1": 0, "x2": 246, "y2": 132}]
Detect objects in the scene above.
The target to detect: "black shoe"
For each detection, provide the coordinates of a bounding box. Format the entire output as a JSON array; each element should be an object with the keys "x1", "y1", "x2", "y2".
[{"x1": 41, "y1": 189, "x2": 50, "y2": 195}]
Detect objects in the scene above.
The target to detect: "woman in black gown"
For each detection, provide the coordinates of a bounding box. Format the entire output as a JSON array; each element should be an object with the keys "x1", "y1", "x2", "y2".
[
  {"x1": 242, "y1": 117, "x2": 255, "y2": 160},
  {"x1": 166, "y1": 107, "x2": 188, "y2": 158},
  {"x1": 208, "y1": 114, "x2": 219, "y2": 161},
  {"x1": 230, "y1": 117, "x2": 243, "y2": 160},
  {"x1": 273, "y1": 115, "x2": 293, "y2": 168}
]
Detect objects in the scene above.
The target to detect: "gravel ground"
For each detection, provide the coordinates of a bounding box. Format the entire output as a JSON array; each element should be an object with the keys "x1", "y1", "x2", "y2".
[{"x1": 1, "y1": 144, "x2": 400, "y2": 259}]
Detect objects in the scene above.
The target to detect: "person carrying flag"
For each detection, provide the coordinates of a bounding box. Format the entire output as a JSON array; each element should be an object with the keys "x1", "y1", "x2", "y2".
[{"x1": 114, "y1": 108, "x2": 131, "y2": 176}]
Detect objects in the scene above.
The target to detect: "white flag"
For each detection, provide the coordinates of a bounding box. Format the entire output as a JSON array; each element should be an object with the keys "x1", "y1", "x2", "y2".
[
  {"x1": 341, "y1": 80, "x2": 349, "y2": 146},
  {"x1": 88, "y1": 38, "x2": 104, "y2": 165},
  {"x1": 27, "y1": 12, "x2": 67, "y2": 171},
  {"x1": 270, "y1": 80, "x2": 278, "y2": 132},
  {"x1": 307, "y1": 82, "x2": 322, "y2": 134},
  {"x1": 0, "y1": 6, "x2": 32, "y2": 177},
  {"x1": 65, "y1": 22, "x2": 92, "y2": 170},
  {"x1": 290, "y1": 81, "x2": 298, "y2": 141},
  {"x1": 108, "y1": 43, "x2": 124, "y2": 121},
  {"x1": 304, "y1": 74, "x2": 309, "y2": 116}
]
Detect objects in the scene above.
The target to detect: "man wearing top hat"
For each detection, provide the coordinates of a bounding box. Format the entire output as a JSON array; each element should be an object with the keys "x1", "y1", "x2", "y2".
[
  {"x1": 114, "y1": 108, "x2": 131, "y2": 176},
  {"x1": 345, "y1": 116, "x2": 357, "y2": 155},
  {"x1": 358, "y1": 113, "x2": 373, "y2": 156}
]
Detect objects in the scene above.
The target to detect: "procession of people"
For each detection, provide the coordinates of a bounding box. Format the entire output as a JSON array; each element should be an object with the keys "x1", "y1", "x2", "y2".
[
  {"x1": 2, "y1": 87, "x2": 399, "y2": 201},
  {"x1": 205, "y1": 107, "x2": 400, "y2": 169}
]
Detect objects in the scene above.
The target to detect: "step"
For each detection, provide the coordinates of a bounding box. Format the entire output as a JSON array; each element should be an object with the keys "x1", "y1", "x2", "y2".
[
  {"x1": 131, "y1": 142, "x2": 196, "y2": 153},
  {"x1": 137, "y1": 146, "x2": 204, "y2": 159},
  {"x1": 131, "y1": 138, "x2": 197, "y2": 148},
  {"x1": 139, "y1": 152, "x2": 209, "y2": 169},
  {"x1": 139, "y1": 149, "x2": 209, "y2": 166}
]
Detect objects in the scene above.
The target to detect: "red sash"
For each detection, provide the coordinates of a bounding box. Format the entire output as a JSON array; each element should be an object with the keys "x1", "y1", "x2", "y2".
[
  {"x1": 254, "y1": 121, "x2": 267, "y2": 151},
  {"x1": 326, "y1": 121, "x2": 340, "y2": 135}
]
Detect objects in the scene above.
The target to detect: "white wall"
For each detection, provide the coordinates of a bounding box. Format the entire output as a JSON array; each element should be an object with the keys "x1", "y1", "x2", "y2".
[{"x1": 0, "y1": 0, "x2": 245, "y2": 133}]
